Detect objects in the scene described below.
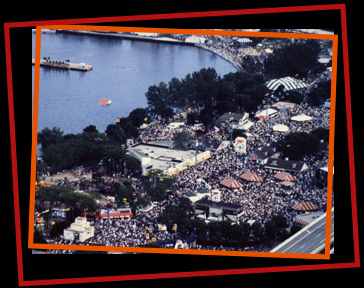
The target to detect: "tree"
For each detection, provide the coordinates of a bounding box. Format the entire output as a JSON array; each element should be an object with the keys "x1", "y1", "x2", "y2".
[
  {"x1": 251, "y1": 222, "x2": 265, "y2": 243},
  {"x1": 128, "y1": 108, "x2": 149, "y2": 127},
  {"x1": 105, "y1": 124, "x2": 126, "y2": 143},
  {"x1": 118, "y1": 118, "x2": 139, "y2": 139},
  {"x1": 311, "y1": 127, "x2": 329, "y2": 144},
  {"x1": 239, "y1": 55, "x2": 264, "y2": 74},
  {"x1": 124, "y1": 155, "x2": 142, "y2": 177},
  {"x1": 37, "y1": 185, "x2": 98, "y2": 212},
  {"x1": 83, "y1": 125, "x2": 98, "y2": 134},
  {"x1": 198, "y1": 106, "x2": 215, "y2": 127},
  {"x1": 158, "y1": 198, "x2": 194, "y2": 234},
  {"x1": 38, "y1": 127, "x2": 64, "y2": 150},
  {"x1": 102, "y1": 144, "x2": 124, "y2": 176},
  {"x1": 264, "y1": 40, "x2": 325, "y2": 78},
  {"x1": 186, "y1": 112, "x2": 200, "y2": 125},
  {"x1": 278, "y1": 132, "x2": 321, "y2": 161},
  {"x1": 142, "y1": 170, "x2": 174, "y2": 202},
  {"x1": 173, "y1": 131, "x2": 194, "y2": 150},
  {"x1": 304, "y1": 79, "x2": 331, "y2": 107},
  {"x1": 264, "y1": 214, "x2": 289, "y2": 244},
  {"x1": 145, "y1": 82, "x2": 174, "y2": 119},
  {"x1": 49, "y1": 220, "x2": 69, "y2": 239},
  {"x1": 114, "y1": 181, "x2": 134, "y2": 207}
]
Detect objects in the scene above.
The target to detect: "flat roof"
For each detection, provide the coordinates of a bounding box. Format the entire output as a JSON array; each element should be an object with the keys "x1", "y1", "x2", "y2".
[{"x1": 128, "y1": 144, "x2": 197, "y2": 172}]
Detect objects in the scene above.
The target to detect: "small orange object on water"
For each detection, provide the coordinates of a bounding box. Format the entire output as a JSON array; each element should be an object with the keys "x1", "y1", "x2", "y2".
[{"x1": 99, "y1": 98, "x2": 112, "y2": 106}]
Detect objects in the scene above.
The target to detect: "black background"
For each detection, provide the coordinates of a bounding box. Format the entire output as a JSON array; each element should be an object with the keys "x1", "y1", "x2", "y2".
[{"x1": 0, "y1": 0, "x2": 362, "y2": 287}]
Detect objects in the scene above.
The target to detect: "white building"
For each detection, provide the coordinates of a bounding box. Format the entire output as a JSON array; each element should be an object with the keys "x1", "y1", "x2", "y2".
[{"x1": 63, "y1": 217, "x2": 94, "y2": 243}]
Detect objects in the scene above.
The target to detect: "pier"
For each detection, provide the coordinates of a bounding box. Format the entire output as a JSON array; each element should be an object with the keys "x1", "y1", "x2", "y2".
[{"x1": 32, "y1": 58, "x2": 92, "y2": 71}]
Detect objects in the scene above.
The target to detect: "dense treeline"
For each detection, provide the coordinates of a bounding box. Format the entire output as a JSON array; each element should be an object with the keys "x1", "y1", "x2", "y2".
[
  {"x1": 145, "y1": 68, "x2": 269, "y2": 124},
  {"x1": 263, "y1": 40, "x2": 326, "y2": 79},
  {"x1": 277, "y1": 128, "x2": 329, "y2": 161}
]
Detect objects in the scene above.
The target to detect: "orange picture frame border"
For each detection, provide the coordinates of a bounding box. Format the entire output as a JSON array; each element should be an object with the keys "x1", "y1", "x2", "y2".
[{"x1": 29, "y1": 25, "x2": 337, "y2": 259}]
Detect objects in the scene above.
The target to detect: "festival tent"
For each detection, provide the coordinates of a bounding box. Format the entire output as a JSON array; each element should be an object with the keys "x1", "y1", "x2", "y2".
[
  {"x1": 266, "y1": 76, "x2": 308, "y2": 92},
  {"x1": 274, "y1": 172, "x2": 296, "y2": 182},
  {"x1": 272, "y1": 101, "x2": 296, "y2": 110},
  {"x1": 280, "y1": 181, "x2": 295, "y2": 187},
  {"x1": 237, "y1": 38, "x2": 253, "y2": 44},
  {"x1": 273, "y1": 124, "x2": 290, "y2": 133},
  {"x1": 168, "y1": 122, "x2": 185, "y2": 129},
  {"x1": 240, "y1": 171, "x2": 263, "y2": 182},
  {"x1": 291, "y1": 114, "x2": 313, "y2": 122},
  {"x1": 220, "y1": 177, "x2": 242, "y2": 189},
  {"x1": 292, "y1": 201, "x2": 319, "y2": 212}
]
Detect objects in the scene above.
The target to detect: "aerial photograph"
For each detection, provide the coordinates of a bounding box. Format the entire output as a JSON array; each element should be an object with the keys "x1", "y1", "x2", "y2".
[{"x1": 32, "y1": 28, "x2": 334, "y2": 255}]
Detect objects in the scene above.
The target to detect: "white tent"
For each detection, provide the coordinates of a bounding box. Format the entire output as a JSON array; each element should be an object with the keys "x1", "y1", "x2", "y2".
[
  {"x1": 273, "y1": 124, "x2": 289, "y2": 133},
  {"x1": 272, "y1": 101, "x2": 296, "y2": 110},
  {"x1": 291, "y1": 114, "x2": 313, "y2": 122},
  {"x1": 168, "y1": 122, "x2": 185, "y2": 129},
  {"x1": 237, "y1": 38, "x2": 253, "y2": 44}
]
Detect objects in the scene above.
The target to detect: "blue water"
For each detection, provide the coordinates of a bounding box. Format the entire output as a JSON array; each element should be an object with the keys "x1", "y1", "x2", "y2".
[{"x1": 32, "y1": 32, "x2": 236, "y2": 134}]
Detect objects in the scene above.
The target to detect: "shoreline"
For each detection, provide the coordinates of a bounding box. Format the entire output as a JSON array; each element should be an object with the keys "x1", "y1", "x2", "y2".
[{"x1": 54, "y1": 30, "x2": 242, "y2": 71}]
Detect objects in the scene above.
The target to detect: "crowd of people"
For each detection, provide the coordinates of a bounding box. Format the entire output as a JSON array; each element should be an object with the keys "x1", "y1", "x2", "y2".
[
  {"x1": 37, "y1": 34, "x2": 333, "y2": 252},
  {"x1": 43, "y1": 94, "x2": 330, "y2": 251},
  {"x1": 173, "y1": 99, "x2": 329, "y2": 227}
]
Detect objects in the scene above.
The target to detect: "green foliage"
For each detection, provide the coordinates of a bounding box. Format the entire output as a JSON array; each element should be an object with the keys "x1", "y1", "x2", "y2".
[
  {"x1": 142, "y1": 170, "x2": 174, "y2": 202},
  {"x1": 124, "y1": 155, "x2": 142, "y2": 177},
  {"x1": 264, "y1": 40, "x2": 325, "y2": 78},
  {"x1": 145, "y1": 68, "x2": 268, "y2": 120},
  {"x1": 38, "y1": 127, "x2": 64, "y2": 150},
  {"x1": 37, "y1": 185, "x2": 97, "y2": 212},
  {"x1": 105, "y1": 124, "x2": 126, "y2": 143},
  {"x1": 41, "y1": 131, "x2": 108, "y2": 172},
  {"x1": 127, "y1": 108, "x2": 149, "y2": 127},
  {"x1": 83, "y1": 125, "x2": 98, "y2": 134},
  {"x1": 114, "y1": 181, "x2": 134, "y2": 206},
  {"x1": 304, "y1": 80, "x2": 331, "y2": 107},
  {"x1": 278, "y1": 132, "x2": 321, "y2": 161},
  {"x1": 145, "y1": 82, "x2": 174, "y2": 119},
  {"x1": 173, "y1": 131, "x2": 194, "y2": 150},
  {"x1": 50, "y1": 220, "x2": 69, "y2": 238},
  {"x1": 158, "y1": 197, "x2": 194, "y2": 232},
  {"x1": 264, "y1": 214, "x2": 289, "y2": 244}
]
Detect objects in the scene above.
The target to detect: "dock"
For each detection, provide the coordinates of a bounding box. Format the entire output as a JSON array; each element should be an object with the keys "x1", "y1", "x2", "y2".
[{"x1": 32, "y1": 58, "x2": 92, "y2": 71}]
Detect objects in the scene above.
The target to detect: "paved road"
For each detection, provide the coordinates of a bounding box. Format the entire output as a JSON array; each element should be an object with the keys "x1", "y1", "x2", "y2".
[{"x1": 271, "y1": 209, "x2": 334, "y2": 254}]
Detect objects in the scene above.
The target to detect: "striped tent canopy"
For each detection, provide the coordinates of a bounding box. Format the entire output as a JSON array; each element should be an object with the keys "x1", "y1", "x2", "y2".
[
  {"x1": 221, "y1": 177, "x2": 242, "y2": 189},
  {"x1": 240, "y1": 171, "x2": 263, "y2": 182},
  {"x1": 274, "y1": 172, "x2": 296, "y2": 182},
  {"x1": 266, "y1": 76, "x2": 308, "y2": 92},
  {"x1": 292, "y1": 201, "x2": 319, "y2": 212}
]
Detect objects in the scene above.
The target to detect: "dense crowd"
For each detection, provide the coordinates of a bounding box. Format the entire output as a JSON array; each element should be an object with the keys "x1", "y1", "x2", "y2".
[{"x1": 173, "y1": 100, "x2": 329, "y2": 226}]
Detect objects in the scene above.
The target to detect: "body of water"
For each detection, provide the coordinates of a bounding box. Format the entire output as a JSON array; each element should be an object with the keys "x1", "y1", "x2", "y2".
[{"x1": 32, "y1": 32, "x2": 236, "y2": 134}]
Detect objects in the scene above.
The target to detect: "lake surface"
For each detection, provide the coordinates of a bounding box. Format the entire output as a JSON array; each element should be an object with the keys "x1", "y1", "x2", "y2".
[{"x1": 32, "y1": 32, "x2": 236, "y2": 134}]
